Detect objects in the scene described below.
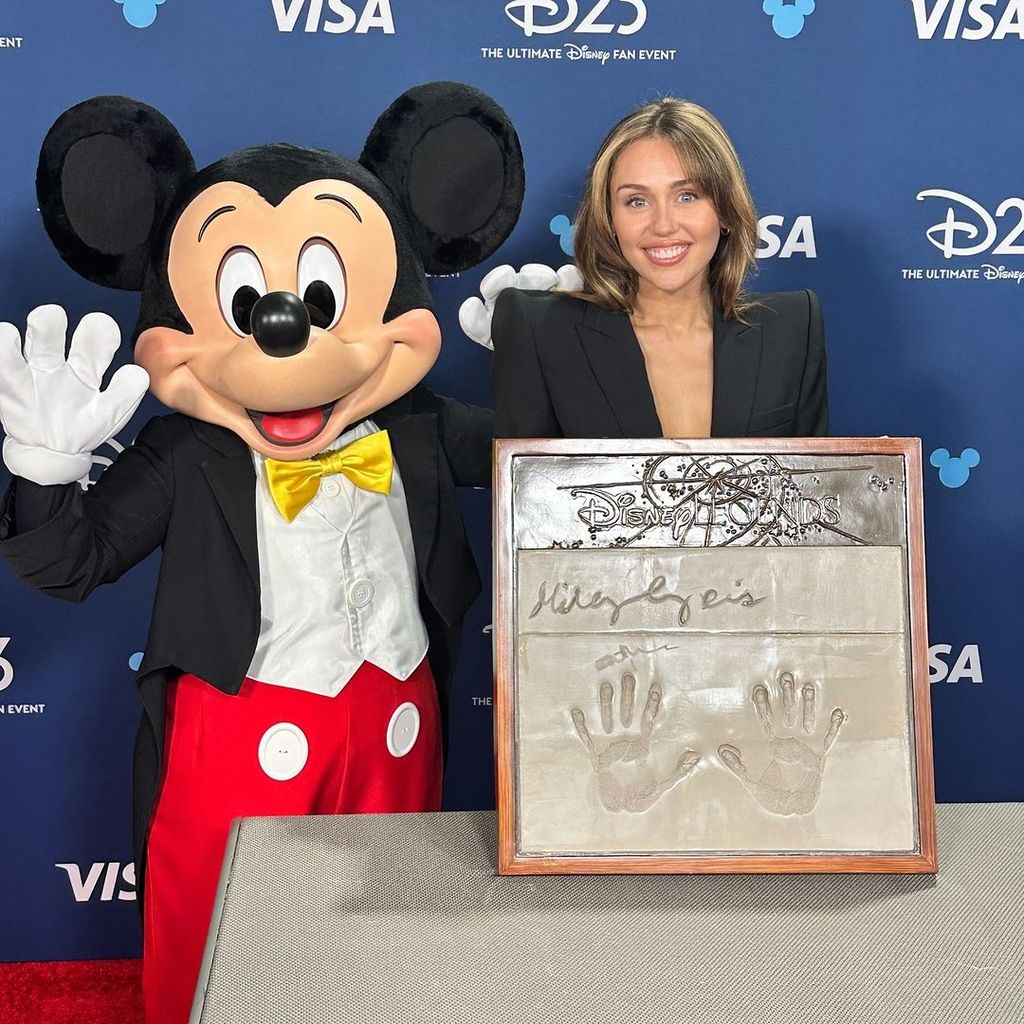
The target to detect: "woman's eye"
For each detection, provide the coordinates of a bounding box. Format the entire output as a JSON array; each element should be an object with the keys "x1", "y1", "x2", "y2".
[
  {"x1": 297, "y1": 239, "x2": 346, "y2": 330},
  {"x1": 625, "y1": 195, "x2": 647, "y2": 208},
  {"x1": 217, "y1": 248, "x2": 267, "y2": 336},
  {"x1": 679, "y1": 191, "x2": 698, "y2": 203}
]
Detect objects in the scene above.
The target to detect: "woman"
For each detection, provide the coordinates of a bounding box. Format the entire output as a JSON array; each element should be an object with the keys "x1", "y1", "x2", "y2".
[{"x1": 490, "y1": 98, "x2": 827, "y2": 440}]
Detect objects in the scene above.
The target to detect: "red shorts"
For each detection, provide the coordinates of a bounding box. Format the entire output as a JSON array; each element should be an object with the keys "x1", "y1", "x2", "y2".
[{"x1": 142, "y1": 658, "x2": 442, "y2": 1024}]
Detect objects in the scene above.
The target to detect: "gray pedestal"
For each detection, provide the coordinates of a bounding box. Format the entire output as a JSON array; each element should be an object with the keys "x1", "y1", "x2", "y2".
[{"x1": 192, "y1": 804, "x2": 1023, "y2": 1024}]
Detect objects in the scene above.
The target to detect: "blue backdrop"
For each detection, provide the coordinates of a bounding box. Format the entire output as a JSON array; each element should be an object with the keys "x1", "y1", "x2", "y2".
[{"x1": 0, "y1": 0, "x2": 1019, "y2": 961}]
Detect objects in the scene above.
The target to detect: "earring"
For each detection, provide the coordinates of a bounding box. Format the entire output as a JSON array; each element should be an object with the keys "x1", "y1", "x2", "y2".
[{"x1": 720, "y1": 226, "x2": 730, "y2": 236}]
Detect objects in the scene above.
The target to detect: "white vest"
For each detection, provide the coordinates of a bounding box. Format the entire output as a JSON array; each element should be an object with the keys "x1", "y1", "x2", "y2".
[{"x1": 245, "y1": 419, "x2": 429, "y2": 696}]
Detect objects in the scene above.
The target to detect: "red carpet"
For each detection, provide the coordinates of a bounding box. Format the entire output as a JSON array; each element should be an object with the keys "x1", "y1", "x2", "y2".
[{"x1": 0, "y1": 959, "x2": 143, "y2": 1024}]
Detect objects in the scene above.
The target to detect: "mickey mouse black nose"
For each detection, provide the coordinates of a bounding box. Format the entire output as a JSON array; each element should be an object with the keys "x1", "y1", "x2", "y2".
[{"x1": 250, "y1": 291, "x2": 310, "y2": 358}]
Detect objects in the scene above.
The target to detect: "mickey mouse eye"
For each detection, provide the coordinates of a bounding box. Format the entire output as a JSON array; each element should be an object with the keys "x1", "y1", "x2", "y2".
[
  {"x1": 217, "y1": 247, "x2": 267, "y2": 336},
  {"x1": 297, "y1": 239, "x2": 346, "y2": 330}
]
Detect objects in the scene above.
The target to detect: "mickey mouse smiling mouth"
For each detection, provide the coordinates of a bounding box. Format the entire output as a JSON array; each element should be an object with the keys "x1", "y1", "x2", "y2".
[{"x1": 247, "y1": 401, "x2": 337, "y2": 447}]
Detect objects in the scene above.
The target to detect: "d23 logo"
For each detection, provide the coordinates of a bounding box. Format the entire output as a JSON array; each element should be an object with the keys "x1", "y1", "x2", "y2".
[
  {"x1": 917, "y1": 189, "x2": 1024, "y2": 258},
  {"x1": 80, "y1": 438, "x2": 126, "y2": 490},
  {"x1": 0, "y1": 637, "x2": 12, "y2": 692},
  {"x1": 504, "y1": 0, "x2": 647, "y2": 36},
  {"x1": 928, "y1": 643, "x2": 983, "y2": 683},
  {"x1": 56, "y1": 861, "x2": 137, "y2": 902}
]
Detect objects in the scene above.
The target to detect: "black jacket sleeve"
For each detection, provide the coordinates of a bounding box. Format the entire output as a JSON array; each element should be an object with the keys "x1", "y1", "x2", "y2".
[
  {"x1": 795, "y1": 289, "x2": 829, "y2": 437},
  {"x1": 432, "y1": 394, "x2": 493, "y2": 488},
  {"x1": 0, "y1": 416, "x2": 173, "y2": 601},
  {"x1": 491, "y1": 289, "x2": 560, "y2": 439}
]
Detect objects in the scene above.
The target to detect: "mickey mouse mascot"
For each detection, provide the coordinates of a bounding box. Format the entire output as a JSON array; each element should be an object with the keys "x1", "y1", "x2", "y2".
[{"x1": 0, "y1": 83, "x2": 523, "y2": 1024}]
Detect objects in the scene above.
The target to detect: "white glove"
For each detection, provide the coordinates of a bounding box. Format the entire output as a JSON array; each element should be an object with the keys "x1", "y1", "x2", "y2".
[
  {"x1": 459, "y1": 263, "x2": 583, "y2": 350},
  {"x1": 0, "y1": 305, "x2": 149, "y2": 486}
]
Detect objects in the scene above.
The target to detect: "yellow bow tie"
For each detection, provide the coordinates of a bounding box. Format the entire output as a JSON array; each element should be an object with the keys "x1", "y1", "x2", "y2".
[{"x1": 265, "y1": 429, "x2": 393, "y2": 522}]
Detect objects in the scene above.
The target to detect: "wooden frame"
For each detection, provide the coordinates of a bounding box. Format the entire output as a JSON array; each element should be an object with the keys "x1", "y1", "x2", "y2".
[{"x1": 494, "y1": 438, "x2": 936, "y2": 875}]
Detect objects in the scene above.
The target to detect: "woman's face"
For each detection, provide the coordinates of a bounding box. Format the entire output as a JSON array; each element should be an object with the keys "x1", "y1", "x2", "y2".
[{"x1": 609, "y1": 136, "x2": 724, "y2": 306}]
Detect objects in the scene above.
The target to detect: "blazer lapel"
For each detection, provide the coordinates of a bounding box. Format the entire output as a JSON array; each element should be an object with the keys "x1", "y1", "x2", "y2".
[
  {"x1": 576, "y1": 304, "x2": 662, "y2": 438},
  {"x1": 192, "y1": 421, "x2": 260, "y2": 588},
  {"x1": 711, "y1": 309, "x2": 762, "y2": 438}
]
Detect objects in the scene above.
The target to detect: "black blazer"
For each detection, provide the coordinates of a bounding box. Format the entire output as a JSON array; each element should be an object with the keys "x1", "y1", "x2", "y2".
[
  {"x1": 0, "y1": 383, "x2": 491, "y2": 878},
  {"x1": 491, "y1": 288, "x2": 828, "y2": 439}
]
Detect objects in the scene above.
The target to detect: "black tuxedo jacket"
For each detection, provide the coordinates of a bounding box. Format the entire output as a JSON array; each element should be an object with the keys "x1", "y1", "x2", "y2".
[
  {"x1": 491, "y1": 288, "x2": 828, "y2": 439},
  {"x1": 0, "y1": 383, "x2": 491, "y2": 875}
]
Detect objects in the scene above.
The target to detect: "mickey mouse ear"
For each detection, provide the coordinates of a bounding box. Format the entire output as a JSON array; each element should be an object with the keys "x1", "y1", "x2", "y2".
[
  {"x1": 960, "y1": 448, "x2": 981, "y2": 468},
  {"x1": 37, "y1": 96, "x2": 195, "y2": 291},
  {"x1": 360, "y1": 82, "x2": 524, "y2": 275},
  {"x1": 929, "y1": 448, "x2": 951, "y2": 468}
]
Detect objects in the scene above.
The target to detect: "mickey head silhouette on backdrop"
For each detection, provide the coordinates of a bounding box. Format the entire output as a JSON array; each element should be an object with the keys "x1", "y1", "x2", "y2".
[
  {"x1": 549, "y1": 213, "x2": 576, "y2": 256},
  {"x1": 763, "y1": 0, "x2": 816, "y2": 39},
  {"x1": 930, "y1": 447, "x2": 981, "y2": 488},
  {"x1": 115, "y1": 0, "x2": 166, "y2": 29}
]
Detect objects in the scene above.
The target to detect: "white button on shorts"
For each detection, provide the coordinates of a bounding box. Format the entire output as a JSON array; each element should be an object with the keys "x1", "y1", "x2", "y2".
[
  {"x1": 386, "y1": 702, "x2": 420, "y2": 758},
  {"x1": 258, "y1": 722, "x2": 309, "y2": 781},
  {"x1": 349, "y1": 579, "x2": 374, "y2": 608}
]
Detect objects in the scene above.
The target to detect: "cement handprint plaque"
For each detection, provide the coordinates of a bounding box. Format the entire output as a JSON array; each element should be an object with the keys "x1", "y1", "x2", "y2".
[
  {"x1": 495, "y1": 439, "x2": 935, "y2": 874},
  {"x1": 569, "y1": 675, "x2": 701, "y2": 814},
  {"x1": 717, "y1": 673, "x2": 846, "y2": 816}
]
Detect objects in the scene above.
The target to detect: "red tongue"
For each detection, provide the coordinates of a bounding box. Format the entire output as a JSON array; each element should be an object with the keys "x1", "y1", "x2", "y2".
[{"x1": 260, "y1": 408, "x2": 323, "y2": 444}]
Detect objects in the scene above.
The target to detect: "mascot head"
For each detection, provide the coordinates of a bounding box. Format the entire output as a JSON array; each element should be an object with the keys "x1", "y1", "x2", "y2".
[{"x1": 35, "y1": 83, "x2": 523, "y2": 459}]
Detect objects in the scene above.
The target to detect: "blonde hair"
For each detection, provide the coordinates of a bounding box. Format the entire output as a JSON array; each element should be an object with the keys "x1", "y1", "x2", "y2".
[{"x1": 572, "y1": 98, "x2": 758, "y2": 320}]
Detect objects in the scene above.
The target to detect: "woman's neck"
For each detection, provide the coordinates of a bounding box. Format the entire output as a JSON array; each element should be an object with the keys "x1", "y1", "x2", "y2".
[{"x1": 631, "y1": 280, "x2": 714, "y2": 333}]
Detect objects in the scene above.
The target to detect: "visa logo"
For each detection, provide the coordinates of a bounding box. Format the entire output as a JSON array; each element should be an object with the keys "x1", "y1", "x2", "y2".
[
  {"x1": 271, "y1": 0, "x2": 395, "y2": 33},
  {"x1": 911, "y1": 0, "x2": 1024, "y2": 39},
  {"x1": 928, "y1": 643, "x2": 983, "y2": 683},
  {"x1": 56, "y1": 861, "x2": 137, "y2": 902}
]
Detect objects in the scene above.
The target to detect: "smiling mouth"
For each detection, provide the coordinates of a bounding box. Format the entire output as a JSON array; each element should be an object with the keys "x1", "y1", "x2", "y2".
[
  {"x1": 643, "y1": 243, "x2": 691, "y2": 266},
  {"x1": 247, "y1": 401, "x2": 337, "y2": 446}
]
